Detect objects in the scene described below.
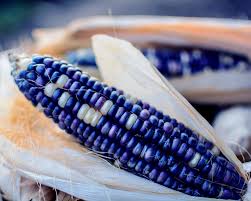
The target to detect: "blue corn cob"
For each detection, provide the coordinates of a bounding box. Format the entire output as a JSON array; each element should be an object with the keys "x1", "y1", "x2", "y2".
[
  {"x1": 12, "y1": 54, "x2": 248, "y2": 200},
  {"x1": 66, "y1": 48, "x2": 251, "y2": 77}
]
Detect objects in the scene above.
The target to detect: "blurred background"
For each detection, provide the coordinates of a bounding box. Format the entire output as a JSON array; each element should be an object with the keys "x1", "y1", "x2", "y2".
[{"x1": 1, "y1": 0, "x2": 251, "y2": 49}]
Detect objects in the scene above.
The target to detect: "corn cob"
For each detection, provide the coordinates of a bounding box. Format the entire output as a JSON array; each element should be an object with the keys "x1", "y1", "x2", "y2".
[
  {"x1": 66, "y1": 48, "x2": 251, "y2": 77},
  {"x1": 10, "y1": 54, "x2": 248, "y2": 200}
]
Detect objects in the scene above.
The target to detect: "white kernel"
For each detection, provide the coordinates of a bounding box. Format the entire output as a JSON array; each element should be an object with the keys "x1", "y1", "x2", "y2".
[
  {"x1": 125, "y1": 114, "x2": 137, "y2": 130},
  {"x1": 44, "y1": 83, "x2": 57, "y2": 97},
  {"x1": 211, "y1": 146, "x2": 220, "y2": 156},
  {"x1": 36, "y1": 103, "x2": 44, "y2": 112},
  {"x1": 58, "y1": 92, "x2": 70, "y2": 108},
  {"x1": 100, "y1": 100, "x2": 113, "y2": 115},
  {"x1": 77, "y1": 104, "x2": 89, "y2": 120},
  {"x1": 188, "y1": 153, "x2": 201, "y2": 168},
  {"x1": 91, "y1": 111, "x2": 102, "y2": 127},
  {"x1": 130, "y1": 96, "x2": 138, "y2": 104},
  {"x1": 84, "y1": 108, "x2": 96, "y2": 124},
  {"x1": 56, "y1": 75, "x2": 69, "y2": 88}
]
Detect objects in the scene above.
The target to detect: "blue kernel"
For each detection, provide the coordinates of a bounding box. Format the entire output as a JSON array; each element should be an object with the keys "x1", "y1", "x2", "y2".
[
  {"x1": 36, "y1": 91, "x2": 44, "y2": 102},
  {"x1": 35, "y1": 64, "x2": 46, "y2": 74},
  {"x1": 58, "y1": 121, "x2": 66, "y2": 130},
  {"x1": 114, "y1": 147, "x2": 123, "y2": 159},
  {"x1": 65, "y1": 97, "x2": 76, "y2": 110},
  {"x1": 152, "y1": 129, "x2": 162, "y2": 142},
  {"x1": 163, "y1": 177, "x2": 172, "y2": 187},
  {"x1": 149, "y1": 168, "x2": 159, "y2": 181},
  {"x1": 142, "y1": 102, "x2": 150, "y2": 110},
  {"x1": 92, "y1": 81, "x2": 103, "y2": 91},
  {"x1": 76, "y1": 86, "x2": 87, "y2": 99},
  {"x1": 64, "y1": 114, "x2": 73, "y2": 127},
  {"x1": 82, "y1": 126, "x2": 92, "y2": 139},
  {"x1": 184, "y1": 147, "x2": 195, "y2": 161},
  {"x1": 188, "y1": 137, "x2": 198, "y2": 147},
  {"x1": 69, "y1": 81, "x2": 81, "y2": 94},
  {"x1": 143, "y1": 164, "x2": 153, "y2": 175},
  {"x1": 79, "y1": 74, "x2": 89, "y2": 84},
  {"x1": 72, "y1": 71, "x2": 81, "y2": 81},
  {"x1": 163, "y1": 115, "x2": 171, "y2": 122},
  {"x1": 124, "y1": 100, "x2": 133, "y2": 110},
  {"x1": 63, "y1": 79, "x2": 73, "y2": 89},
  {"x1": 52, "y1": 106, "x2": 61, "y2": 120},
  {"x1": 167, "y1": 155, "x2": 175, "y2": 166},
  {"x1": 127, "y1": 156, "x2": 137, "y2": 168},
  {"x1": 77, "y1": 122, "x2": 86, "y2": 135},
  {"x1": 170, "y1": 163, "x2": 180, "y2": 175},
  {"x1": 101, "y1": 122, "x2": 111, "y2": 134},
  {"x1": 108, "y1": 143, "x2": 117, "y2": 155},
  {"x1": 120, "y1": 152, "x2": 130, "y2": 164},
  {"x1": 27, "y1": 63, "x2": 36, "y2": 71},
  {"x1": 51, "y1": 71, "x2": 61, "y2": 83},
  {"x1": 163, "y1": 122, "x2": 173, "y2": 133},
  {"x1": 26, "y1": 72, "x2": 36, "y2": 80},
  {"x1": 28, "y1": 87, "x2": 39, "y2": 96},
  {"x1": 177, "y1": 123, "x2": 185, "y2": 132},
  {"x1": 115, "y1": 107, "x2": 125, "y2": 120},
  {"x1": 120, "y1": 132, "x2": 131, "y2": 146},
  {"x1": 89, "y1": 93, "x2": 100, "y2": 106},
  {"x1": 132, "y1": 142, "x2": 143, "y2": 156},
  {"x1": 135, "y1": 160, "x2": 145, "y2": 172},
  {"x1": 86, "y1": 78, "x2": 96, "y2": 88},
  {"x1": 126, "y1": 137, "x2": 137, "y2": 150},
  {"x1": 108, "y1": 105, "x2": 118, "y2": 117},
  {"x1": 51, "y1": 61, "x2": 61, "y2": 70},
  {"x1": 72, "y1": 102, "x2": 81, "y2": 115},
  {"x1": 58, "y1": 110, "x2": 67, "y2": 122},
  {"x1": 170, "y1": 119, "x2": 178, "y2": 127},
  {"x1": 171, "y1": 128, "x2": 180, "y2": 138},
  {"x1": 93, "y1": 135, "x2": 103, "y2": 147},
  {"x1": 52, "y1": 88, "x2": 63, "y2": 102},
  {"x1": 186, "y1": 171, "x2": 195, "y2": 183},
  {"x1": 179, "y1": 166, "x2": 188, "y2": 180},
  {"x1": 83, "y1": 89, "x2": 94, "y2": 102},
  {"x1": 144, "y1": 128, "x2": 154, "y2": 139},
  {"x1": 157, "y1": 171, "x2": 168, "y2": 184},
  {"x1": 43, "y1": 58, "x2": 54, "y2": 67},
  {"x1": 110, "y1": 91, "x2": 119, "y2": 102},
  {"x1": 108, "y1": 125, "x2": 118, "y2": 139},
  {"x1": 149, "y1": 106, "x2": 156, "y2": 114},
  {"x1": 177, "y1": 143, "x2": 188, "y2": 157},
  {"x1": 149, "y1": 115, "x2": 158, "y2": 126},
  {"x1": 144, "y1": 147, "x2": 156, "y2": 162},
  {"x1": 131, "y1": 119, "x2": 143, "y2": 131},
  {"x1": 70, "y1": 119, "x2": 80, "y2": 133},
  {"x1": 44, "y1": 102, "x2": 55, "y2": 117},
  {"x1": 131, "y1": 104, "x2": 141, "y2": 115},
  {"x1": 154, "y1": 151, "x2": 162, "y2": 163},
  {"x1": 139, "y1": 121, "x2": 150, "y2": 133},
  {"x1": 196, "y1": 143, "x2": 206, "y2": 154},
  {"x1": 40, "y1": 96, "x2": 50, "y2": 107},
  {"x1": 66, "y1": 67, "x2": 77, "y2": 77},
  {"x1": 180, "y1": 132, "x2": 188, "y2": 142},
  {"x1": 102, "y1": 87, "x2": 113, "y2": 97},
  {"x1": 119, "y1": 112, "x2": 130, "y2": 126},
  {"x1": 59, "y1": 64, "x2": 68, "y2": 73},
  {"x1": 33, "y1": 55, "x2": 44, "y2": 63},
  {"x1": 44, "y1": 68, "x2": 54, "y2": 78},
  {"x1": 139, "y1": 109, "x2": 150, "y2": 120},
  {"x1": 158, "y1": 119, "x2": 164, "y2": 127},
  {"x1": 158, "y1": 155, "x2": 168, "y2": 168},
  {"x1": 116, "y1": 95, "x2": 126, "y2": 106},
  {"x1": 155, "y1": 111, "x2": 163, "y2": 119},
  {"x1": 35, "y1": 76, "x2": 46, "y2": 86},
  {"x1": 96, "y1": 116, "x2": 106, "y2": 130}
]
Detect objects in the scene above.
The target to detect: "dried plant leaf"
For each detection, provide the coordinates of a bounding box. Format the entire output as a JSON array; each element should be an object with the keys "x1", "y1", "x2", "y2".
[{"x1": 92, "y1": 34, "x2": 247, "y2": 180}]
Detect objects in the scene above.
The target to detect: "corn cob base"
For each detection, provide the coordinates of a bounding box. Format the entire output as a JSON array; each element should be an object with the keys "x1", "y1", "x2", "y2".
[{"x1": 11, "y1": 54, "x2": 248, "y2": 200}]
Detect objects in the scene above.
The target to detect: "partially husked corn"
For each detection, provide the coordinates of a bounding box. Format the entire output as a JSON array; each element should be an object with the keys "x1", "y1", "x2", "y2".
[{"x1": 11, "y1": 54, "x2": 248, "y2": 200}]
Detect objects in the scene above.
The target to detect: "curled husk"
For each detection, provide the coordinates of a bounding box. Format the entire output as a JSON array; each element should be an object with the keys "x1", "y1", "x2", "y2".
[
  {"x1": 0, "y1": 35, "x2": 250, "y2": 201},
  {"x1": 32, "y1": 16, "x2": 251, "y2": 104},
  {"x1": 213, "y1": 106, "x2": 251, "y2": 162}
]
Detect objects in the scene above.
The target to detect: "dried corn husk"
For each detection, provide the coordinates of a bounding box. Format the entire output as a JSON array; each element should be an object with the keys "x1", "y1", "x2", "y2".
[
  {"x1": 0, "y1": 35, "x2": 250, "y2": 201},
  {"x1": 213, "y1": 106, "x2": 251, "y2": 162},
  {"x1": 32, "y1": 16, "x2": 251, "y2": 104}
]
